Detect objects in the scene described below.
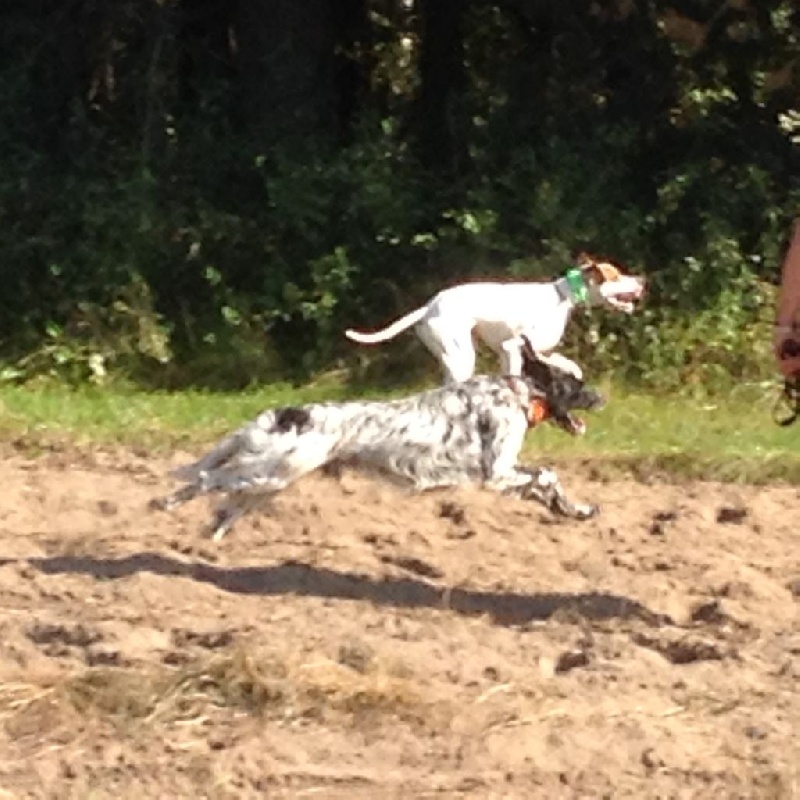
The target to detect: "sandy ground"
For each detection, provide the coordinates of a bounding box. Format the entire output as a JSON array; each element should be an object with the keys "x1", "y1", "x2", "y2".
[{"x1": 0, "y1": 446, "x2": 798, "y2": 799}]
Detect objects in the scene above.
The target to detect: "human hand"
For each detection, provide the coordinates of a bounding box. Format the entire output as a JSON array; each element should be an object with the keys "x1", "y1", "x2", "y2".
[{"x1": 774, "y1": 325, "x2": 800, "y2": 377}]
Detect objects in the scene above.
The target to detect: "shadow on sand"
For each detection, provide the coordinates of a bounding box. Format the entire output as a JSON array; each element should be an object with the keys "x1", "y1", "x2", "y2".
[{"x1": 5, "y1": 551, "x2": 674, "y2": 628}]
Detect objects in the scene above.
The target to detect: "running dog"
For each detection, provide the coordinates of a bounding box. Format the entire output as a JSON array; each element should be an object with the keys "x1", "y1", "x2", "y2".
[
  {"x1": 151, "y1": 344, "x2": 605, "y2": 541},
  {"x1": 345, "y1": 252, "x2": 645, "y2": 383}
]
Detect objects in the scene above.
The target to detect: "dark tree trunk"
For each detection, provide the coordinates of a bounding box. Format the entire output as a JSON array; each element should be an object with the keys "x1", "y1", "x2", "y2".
[
  {"x1": 415, "y1": 0, "x2": 468, "y2": 173},
  {"x1": 28, "y1": 0, "x2": 88, "y2": 155},
  {"x1": 233, "y1": 0, "x2": 338, "y2": 143},
  {"x1": 177, "y1": 0, "x2": 237, "y2": 117},
  {"x1": 502, "y1": 0, "x2": 554, "y2": 139},
  {"x1": 333, "y1": 0, "x2": 370, "y2": 139}
]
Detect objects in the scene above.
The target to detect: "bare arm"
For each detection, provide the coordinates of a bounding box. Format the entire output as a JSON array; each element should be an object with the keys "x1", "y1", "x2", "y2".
[{"x1": 774, "y1": 219, "x2": 800, "y2": 377}]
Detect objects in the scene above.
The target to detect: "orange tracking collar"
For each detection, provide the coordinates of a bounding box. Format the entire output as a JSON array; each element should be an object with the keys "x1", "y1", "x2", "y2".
[
  {"x1": 504, "y1": 377, "x2": 550, "y2": 427},
  {"x1": 528, "y1": 396, "x2": 550, "y2": 426}
]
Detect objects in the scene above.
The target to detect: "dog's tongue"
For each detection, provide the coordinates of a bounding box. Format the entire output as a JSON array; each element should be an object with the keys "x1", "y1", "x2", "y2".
[{"x1": 570, "y1": 415, "x2": 586, "y2": 435}]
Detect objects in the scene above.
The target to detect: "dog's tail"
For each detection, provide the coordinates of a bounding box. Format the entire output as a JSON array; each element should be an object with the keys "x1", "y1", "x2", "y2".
[{"x1": 345, "y1": 305, "x2": 427, "y2": 344}]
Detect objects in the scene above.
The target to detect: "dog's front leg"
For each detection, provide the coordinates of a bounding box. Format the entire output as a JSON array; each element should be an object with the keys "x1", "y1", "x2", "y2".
[
  {"x1": 533, "y1": 350, "x2": 583, "y2": 381},
  {"x1": 500, "y1": 337, "x2": 524, "y2": 375},
  {"x1": 492, "y1": 466, "x2": 598, "y2": 519}
]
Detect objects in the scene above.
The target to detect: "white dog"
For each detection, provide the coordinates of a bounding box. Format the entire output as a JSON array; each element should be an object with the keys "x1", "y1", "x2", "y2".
[{"x1": 345, "y1": 253, "x2": 645, "y2": 383}]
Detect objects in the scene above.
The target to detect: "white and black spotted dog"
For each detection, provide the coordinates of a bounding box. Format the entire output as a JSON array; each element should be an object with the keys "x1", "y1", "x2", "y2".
[{"x1": 151, "y1": 342, "x2": 605, "y2": 541}]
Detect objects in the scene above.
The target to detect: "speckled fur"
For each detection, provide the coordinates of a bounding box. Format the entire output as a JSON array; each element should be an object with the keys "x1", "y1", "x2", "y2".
[{"x1": 152, "y1": 357, "x2": 604, "y2": 540}]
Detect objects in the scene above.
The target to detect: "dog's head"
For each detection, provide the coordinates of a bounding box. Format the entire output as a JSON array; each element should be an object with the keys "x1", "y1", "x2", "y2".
[
  {"x1": 574, "y1": 252, "x2": 645, "y2": 314},
  {"x1": 519, "y1": 339, "x2": 605, "y2": 436}
]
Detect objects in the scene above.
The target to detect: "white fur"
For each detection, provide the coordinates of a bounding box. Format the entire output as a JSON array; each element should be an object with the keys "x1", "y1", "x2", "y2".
[{"x1": 345, "y1": 262, "x2": 645, "y2": 383}]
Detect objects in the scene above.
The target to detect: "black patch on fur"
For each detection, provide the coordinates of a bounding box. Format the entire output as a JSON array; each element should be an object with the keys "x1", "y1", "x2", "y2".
[
  {"x1": 477, "y1": 411, "x2": 497, "y2": 481},
  {"x1": 272, "y1": 407, "x2": 313, "y2": 434},
  {"x1": 522, "y1": 356, "x2": 555, "y2": 389},
  {"x1": 476, "y1": 412, "x2": 493, "y2": 436},
  {"x1": 442, "y1": 419, "x2": 454, "y2": 443},
  {"x1": 519, "y1": 350, "x2": 605, "y2": 427},
  {"x1": 321, "y1": 460, "x2": 345, "y2": 480}
]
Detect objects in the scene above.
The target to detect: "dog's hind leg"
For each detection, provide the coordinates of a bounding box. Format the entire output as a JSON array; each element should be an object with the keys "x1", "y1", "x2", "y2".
[
  {"x1": 441, "y1": 350, "x2": 476, "y2": 384},
  {"x1": 206, "y1": 492, "x2": 272, "y2": 541},
  {"x1": 150, "y1": 463, "x2": 289, "y2": 528},
  {"x1": 415, "y1": 320, "x2": 452, "y2": 381},
  {"x1": 416, "y1": 319, "x2": 476, "y2": 383},
  {"x1": 203, "y1": 447, "x2": 343, "y2": 539},
  {"x1": 150, "y1": 481, "x2": 205, "y2": 513},
  {"x1": 492, "y1": 466, "x2": 598, "y2": 519},
  {"x1": 199, "y1": 469, "x2": 299, "y2": 539}
]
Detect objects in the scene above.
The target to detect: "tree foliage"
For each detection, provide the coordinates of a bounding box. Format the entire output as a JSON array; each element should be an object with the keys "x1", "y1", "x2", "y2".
[{"x1": 0, "y1": 0, "x2": 798, "y2": 389}]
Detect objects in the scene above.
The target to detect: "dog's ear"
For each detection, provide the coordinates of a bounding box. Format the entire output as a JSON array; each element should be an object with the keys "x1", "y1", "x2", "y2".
[
  {"x1": 520, "y1": 336, "x2": 553, "y2": 386},
  {"x1": 520, "y1": 334, "x2": 537, "y2": 362},
  {"x1": 577, "y1": 254, "x2": 625, "y2": 287}
]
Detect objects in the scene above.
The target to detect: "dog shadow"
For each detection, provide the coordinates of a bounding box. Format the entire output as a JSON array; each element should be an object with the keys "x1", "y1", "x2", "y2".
[{"x1": 6, "y1": 552, "x2": 673, "y2": 628}]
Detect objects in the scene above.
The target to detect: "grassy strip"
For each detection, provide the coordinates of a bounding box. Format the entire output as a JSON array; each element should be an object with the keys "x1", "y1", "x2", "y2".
[
  {"x1": 0, "y1": 380, "x2": 798, "y2": 482},
  {"x1": 530, "y1": 384, "x2": 800, "y2": 483}
]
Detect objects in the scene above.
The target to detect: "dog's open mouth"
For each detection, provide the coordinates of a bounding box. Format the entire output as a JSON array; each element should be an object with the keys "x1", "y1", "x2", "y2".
[
  {"x1": 557, "y1": 413, "x2": 586, "y2": 436},
  {"x1": 604, "y1": 279, "x2": 646, "y2": 313},
  {"x1": 606, "y1": 292, "x2": 642, "y2": 313}
]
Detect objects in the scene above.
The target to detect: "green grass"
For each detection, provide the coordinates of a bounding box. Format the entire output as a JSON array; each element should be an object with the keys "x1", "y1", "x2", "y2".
[
  {"x1": 533, "y1": 382, "x2": 800, "y2": 483},
  {"x1": 0, "y1": 378, "x2": 798, "y2": 483}
]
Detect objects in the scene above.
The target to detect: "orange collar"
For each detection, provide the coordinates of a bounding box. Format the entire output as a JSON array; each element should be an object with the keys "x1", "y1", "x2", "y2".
[
  {"x1": 528, "y1": 396, "x2": 550, "y2": 426},
  {"x1": 504, "y1": 376, "x2": 550, "y2": 427}
]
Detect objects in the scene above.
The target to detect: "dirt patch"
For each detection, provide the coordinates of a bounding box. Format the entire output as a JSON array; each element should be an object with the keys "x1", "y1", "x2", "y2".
[{"x1": 0, "y1": 450, "x2": 798, "y2": 798}]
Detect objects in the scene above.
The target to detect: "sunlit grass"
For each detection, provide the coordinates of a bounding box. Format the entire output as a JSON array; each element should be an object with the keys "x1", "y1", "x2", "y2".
[
  {"x1": 0, "y1": 377, "x2": 798, "y2": 482},
  {"x1": 530, "y1": 381, "x2": 800, "y2": 483}
]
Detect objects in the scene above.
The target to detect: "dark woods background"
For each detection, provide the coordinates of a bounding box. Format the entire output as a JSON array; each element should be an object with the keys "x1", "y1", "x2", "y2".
[{"x1": 1, "y1": 0, "x2": 798, "y2": 389}]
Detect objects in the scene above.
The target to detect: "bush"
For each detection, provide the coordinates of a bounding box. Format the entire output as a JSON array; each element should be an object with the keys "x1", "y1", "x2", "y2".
[{"x1": 0, "y1": 111, "x2": 795, "y2": 393}]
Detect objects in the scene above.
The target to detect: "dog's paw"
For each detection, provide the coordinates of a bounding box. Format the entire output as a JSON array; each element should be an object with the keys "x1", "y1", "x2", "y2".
[
  {"x1": 549, "y1": 495, "x2": 598, "y2": 520},
  {"x1": 203, "y1": 509, "x2": 235, "y2": 542},
  {"x1": 575, "y1": 502, "x2": 600, "y2": 520},
  {"x1": 209, "y1": 526, "x2": 228, "y2": 543},
  {"x1": 148, "y1": 496, "x2": 169, "y2": 512}
]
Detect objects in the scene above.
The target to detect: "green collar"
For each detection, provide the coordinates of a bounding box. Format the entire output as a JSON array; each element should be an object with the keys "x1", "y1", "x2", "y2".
[{"x1": 563, "y1": 266, "x2": 588, "y2": 304}]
